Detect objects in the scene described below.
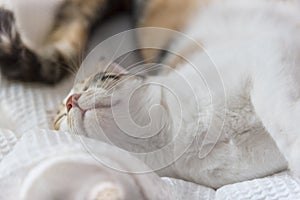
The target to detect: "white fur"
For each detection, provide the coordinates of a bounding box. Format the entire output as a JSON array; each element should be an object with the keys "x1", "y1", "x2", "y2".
[{"x1": 61, "y1": 0, "x2": 300, "y2": 188}]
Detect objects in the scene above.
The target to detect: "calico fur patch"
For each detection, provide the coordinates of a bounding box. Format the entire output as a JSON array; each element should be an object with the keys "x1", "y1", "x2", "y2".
[
  {"x1": 0, "y1": 0, "x2": 201, "y2": 83},
  {"x1": 134, "y1": 0, "x2": 201, "y2": 62},
  {"x1": 0, "y1": 8, "x2": 68, "y2": 83}
]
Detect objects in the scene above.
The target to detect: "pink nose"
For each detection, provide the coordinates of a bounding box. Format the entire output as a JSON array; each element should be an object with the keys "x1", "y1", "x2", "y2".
[{"x1": 66, "y1": 94, "x2": 81, "y2": 112}]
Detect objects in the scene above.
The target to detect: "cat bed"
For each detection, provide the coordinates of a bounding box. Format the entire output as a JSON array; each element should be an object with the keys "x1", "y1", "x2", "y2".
[{"x1": 1, "y1": 14, "x2": 300, "y2": 200}]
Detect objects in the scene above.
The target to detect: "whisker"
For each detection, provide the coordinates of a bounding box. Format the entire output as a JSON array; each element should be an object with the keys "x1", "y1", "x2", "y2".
[
  {"x1": 98, "y1": 47, "x2": 160, "y2": 91},
  {"x1": 105, "y1": 62, "x2": 162, "y2": 93},
  {"x1": 104, "y1": 34, "x2": 127, "y2": 71},
  {"x1": 56, "y1": 61, "x2": 78, "y2": 76},
  {"x1": 102, "y1": 60, "x2": 159, "y2": 93},
  {"x1": 125, "y1": 55, "x2": 157, "y2": 72},
  {"x1": 98, "y1": 33, "x2": 131, "y2": 88},
  {"x1": 116, "y1": 51, "x2": 134, "y2": 66}
]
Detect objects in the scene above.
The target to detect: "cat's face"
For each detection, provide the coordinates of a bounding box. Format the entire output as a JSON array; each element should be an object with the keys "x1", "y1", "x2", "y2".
[{"x1": 53, "y1": 63, "x2": 148, "y2": 142}]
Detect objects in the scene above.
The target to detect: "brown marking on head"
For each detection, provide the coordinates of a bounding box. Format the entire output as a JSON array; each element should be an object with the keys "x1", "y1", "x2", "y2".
[
  {"x1": 166, "y1": 40, "x2": 205, "y2": 68},
  {"x1": 134, "y1": 0, "x2": 207, "y2": 62}
]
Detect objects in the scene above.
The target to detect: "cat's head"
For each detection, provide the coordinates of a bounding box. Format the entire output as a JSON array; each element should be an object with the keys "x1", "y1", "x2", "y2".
[{"x1": 53, "y1": 62, "x2": 169, "y2": 150}]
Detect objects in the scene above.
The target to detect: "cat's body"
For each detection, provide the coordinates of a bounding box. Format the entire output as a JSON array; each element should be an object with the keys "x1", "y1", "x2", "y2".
[{"x1": 53, "y1": 0, "x2": 300, "y2": 189}]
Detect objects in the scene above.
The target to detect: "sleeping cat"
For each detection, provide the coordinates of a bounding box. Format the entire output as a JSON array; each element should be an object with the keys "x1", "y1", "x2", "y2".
[
  {"x1": 0, "y1": 0, "x2": 198, "y2": 83},
  {"x1": 53, "y1": 0, "x2": 300, "y2": 188}
]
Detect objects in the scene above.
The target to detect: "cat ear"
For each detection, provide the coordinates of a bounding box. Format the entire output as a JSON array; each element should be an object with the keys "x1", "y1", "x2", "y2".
[{"x1": 106, "y1": 62, "x2": 128, "y2": 75}]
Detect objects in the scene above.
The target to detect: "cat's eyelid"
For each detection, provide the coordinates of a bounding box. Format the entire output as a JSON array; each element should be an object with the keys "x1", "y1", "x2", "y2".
[
  {"x1": 101, "y1": 73, "x2": 120, "y2": 81},
  {"x1": 82, "y1": 86, "x2": 89, "y2": 91}
]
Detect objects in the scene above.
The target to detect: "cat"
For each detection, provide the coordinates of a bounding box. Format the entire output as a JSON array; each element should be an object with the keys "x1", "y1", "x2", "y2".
[
  {"x1": 53, "y1": 0, "x2": 300, "y2": 189},
  {"x1": 0, "y1": 0, "x2": 198, "y2": 83}
]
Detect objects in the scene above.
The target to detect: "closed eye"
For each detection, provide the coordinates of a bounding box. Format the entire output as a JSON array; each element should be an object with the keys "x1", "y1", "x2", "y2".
[
  {"x1": 101, "y1": 73, "x2": 119, "y2": 81},
  {"x1": 82, "y1": 86, "x2": 89, "y2": 91}
]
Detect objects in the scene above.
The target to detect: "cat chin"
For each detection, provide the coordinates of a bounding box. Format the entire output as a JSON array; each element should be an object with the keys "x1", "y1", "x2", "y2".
[
  {"x1": 67, "y1": 107, "x2": 111, "y2": 138},
  {"x1": 67, "y1": 107, "x2": 87, "y2": 135}
]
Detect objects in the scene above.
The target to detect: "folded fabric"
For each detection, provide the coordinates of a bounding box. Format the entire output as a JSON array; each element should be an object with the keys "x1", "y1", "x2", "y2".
[{"x1": 0, "y1": 129, "x2": 214, "y2": 200}]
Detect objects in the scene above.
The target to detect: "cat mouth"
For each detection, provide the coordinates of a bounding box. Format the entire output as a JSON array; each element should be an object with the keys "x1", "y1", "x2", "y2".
[
  {"x1": 68, "y1": 100, "x2": 120, "y2": 117},
  {"x1": 67, "y1": 100, "x2": 120, "y2": 136},
  {"x1": 67, "y1": 98, "x2": 121, "y2": 134}
]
